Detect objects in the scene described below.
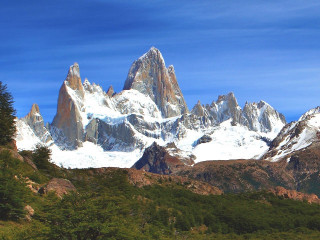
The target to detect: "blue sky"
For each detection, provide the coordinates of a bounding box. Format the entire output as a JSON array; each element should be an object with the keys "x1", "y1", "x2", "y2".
[{"x1": 1, "y1": 0, "x2": 320, "y2": 122}]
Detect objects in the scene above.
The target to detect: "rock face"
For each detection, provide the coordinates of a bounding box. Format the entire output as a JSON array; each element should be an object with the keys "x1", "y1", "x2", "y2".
[
  {"x1": 123, "y1": 47, "x2": 189, "y2": 118},
  {"x1": 242, "y1": 101, "x2": 286, "y2": 132},
  {"x1": 51, "y1": 63, "x2": 85, "y2": 148},
  {"x1": 22, "y1": 104, "x2": 52, "y2": 143},
  {"x1": 213, "y1": 93, "x2": 242, "y2": 124}
]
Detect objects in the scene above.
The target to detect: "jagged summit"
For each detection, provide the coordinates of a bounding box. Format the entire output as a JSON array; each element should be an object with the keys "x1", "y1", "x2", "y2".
[
  {"x1": 138, "y1": 47, "x2": 165, "y2": 64},
  {"x1": 123, "y1": 47, "x2": 189, "y2": 118},
  {"x1": 65, "y1": 63, "x2": 84, "y2": 93},
  {"x1": 189, "y1": 92, "x2": 286, "y2": 133},
  {"x1": 24, "y1": 104, "x2": 41, "y2": 123},
  {"x1": 106, "y1": 85, "x2": 115, "y2": 97},
  {"x1": 16, "y1": 103, "x2": 52, "y2": 146},
  {"x1": 191, "y1": 100, "x2": 206, "y2": 117},
  {"x1": 217, "y1": 92, "x2": 237, "y2": 104},
  {"x1": 27, "y1": 103, "x2": 40, "y2": 117}
]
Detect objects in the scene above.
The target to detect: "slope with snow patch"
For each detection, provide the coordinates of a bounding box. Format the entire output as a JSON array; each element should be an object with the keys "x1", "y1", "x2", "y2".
[{"x1": 264, "y1": 108, "x2": 320, "y2": 162}]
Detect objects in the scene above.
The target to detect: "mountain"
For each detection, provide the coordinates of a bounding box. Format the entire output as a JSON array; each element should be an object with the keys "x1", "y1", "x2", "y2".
[
  {"x1": 15, "y1": 104, "x2": 52, "y2": 149},
  {"x1": 15, "y1": 47, "x2": 287, "y2": 168},
  {"x1": 263, "y1": 106, "x2": 320, "y2": 161},
  {"x1": 190, "y1": 93, "x2": 286, "y2": 133},
  {"x1": 123, "y1": 47, "x2": 188, "y2": 118}
]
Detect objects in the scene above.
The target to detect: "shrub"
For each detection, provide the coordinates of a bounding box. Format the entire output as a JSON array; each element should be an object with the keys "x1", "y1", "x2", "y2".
[{"x1": 32, "y1": 144, "x2": 52, "y2": 170}]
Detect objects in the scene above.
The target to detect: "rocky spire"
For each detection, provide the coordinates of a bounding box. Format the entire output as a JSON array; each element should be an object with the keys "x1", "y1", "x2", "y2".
[
  {"x1": 106, "y1": 85, "x2": 115, "y2": 97},
  {"x1": 210, "y1": 92, "x2": 242, "y2": 124},
  {"x1": 65, "y1": 63, "x2": 84, "y2": 95},
  {"x1": 26, "y1": 103, "x2": 40, "y2": 118},
  {"x1": 191, "y1": 100, "x2": 206, "y2": 117},
  {"x1": 123, "y1": 47, "x2": 189, "y2": 118},
  {"x1": 22, "y1": 104, "x2": 52, "y2": 143},
  {"x1": 51, "y1": 63, "x2": 85, "y2": 148}
]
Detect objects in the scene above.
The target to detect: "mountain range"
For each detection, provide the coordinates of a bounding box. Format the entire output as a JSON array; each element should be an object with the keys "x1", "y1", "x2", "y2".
[{"x1": 15, "y1": 47, "x2": 319, "y2": 175}]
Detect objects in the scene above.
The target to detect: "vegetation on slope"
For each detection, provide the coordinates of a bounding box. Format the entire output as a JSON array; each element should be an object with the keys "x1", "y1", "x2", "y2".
[{"x1": 1, "y1": 149, "x2": 320, "y2": 239}]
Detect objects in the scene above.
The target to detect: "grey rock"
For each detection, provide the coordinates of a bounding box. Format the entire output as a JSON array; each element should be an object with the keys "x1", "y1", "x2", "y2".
[
  {"x1": 123, "y1": 47, "x2": 189, "y2": 118},
  {"x1": 22, "y1": 104, "x2": 52, "y2": 143}
]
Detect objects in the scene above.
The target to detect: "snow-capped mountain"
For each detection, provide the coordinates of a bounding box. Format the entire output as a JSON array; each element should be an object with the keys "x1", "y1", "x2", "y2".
[
  {"x1": 190, "y1": 93, "x2": 285, "y2": 133},
  {"x1": 124, "y1": 47, "x2": 188, "y2": 118},
  {"x1": 15, "y1": 104, "x2": 53, "y2": 149},
  {"x1": 264, "y1": 107, "x2": 320, "y2": 162},
  {"x1": 15, "y1": 47, "x2": 287, "y2": 168}
]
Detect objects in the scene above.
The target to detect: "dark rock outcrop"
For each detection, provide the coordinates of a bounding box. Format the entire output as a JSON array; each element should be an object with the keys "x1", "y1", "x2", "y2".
[
  {"x1": 132, "y1": 142, "x2": 194, "y2": 174},
  {"x1": 194, "y1": 135, "x2": 213, "y2": 147}
]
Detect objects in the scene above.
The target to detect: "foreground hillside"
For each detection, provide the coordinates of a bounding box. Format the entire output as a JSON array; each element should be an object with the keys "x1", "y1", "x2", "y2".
[{"x1": 2, "y1": 146, "x2": 320, "y2": 239}]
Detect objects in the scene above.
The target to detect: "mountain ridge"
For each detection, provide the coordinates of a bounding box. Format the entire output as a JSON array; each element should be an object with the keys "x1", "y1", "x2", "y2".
[{"x1": 15, "y1": 47, "x2": 288, "y2": 169}]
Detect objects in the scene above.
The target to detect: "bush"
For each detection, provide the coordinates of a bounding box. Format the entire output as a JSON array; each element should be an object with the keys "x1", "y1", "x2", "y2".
[{"x1": 32, "y1": 144, "x2": 52, "y2": 170}]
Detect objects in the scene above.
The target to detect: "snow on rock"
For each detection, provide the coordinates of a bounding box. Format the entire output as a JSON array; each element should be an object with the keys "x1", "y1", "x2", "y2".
[
  {"x1": 15, "y1": 50, "x2": 290, "y2": 169},
  {"x1": 264, "y1": 108, "x2": 320, "y2": 162},
  {"x1": 299, "y1": 106, "x2": 320, "y2": 121},
  {"x1": 123, "y1": 47, "x2": 189, "y2": 118},
  {"x1": 15, "y1": 120, "x2": 42, "y2": 150},
  {"x1": 191, "y1": 93, "x2": 286, "y2": 135},
  {"x1": 178, "y1": 119, "x2": 272, "y2": 162},
  {"x1": 113, "y1": 90, "x2": 161, "y2": 119}
]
